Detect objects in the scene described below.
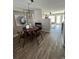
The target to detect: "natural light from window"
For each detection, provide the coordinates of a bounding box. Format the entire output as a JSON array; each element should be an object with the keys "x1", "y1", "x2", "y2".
[
  {"x1": 56, "y1": 15, "x2": 61, "y2": 24},
  {"x1": 49, "y1": 16, "x2": 55, "y2": 23}
]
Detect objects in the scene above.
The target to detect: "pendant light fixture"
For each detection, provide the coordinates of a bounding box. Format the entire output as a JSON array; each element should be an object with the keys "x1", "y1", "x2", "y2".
[
  {"x1": 25, "y1": 0, "x2": 34, "y2": 25},
  {"x1": 31, "y1": 0, "x2": 34, "y2": 2}
]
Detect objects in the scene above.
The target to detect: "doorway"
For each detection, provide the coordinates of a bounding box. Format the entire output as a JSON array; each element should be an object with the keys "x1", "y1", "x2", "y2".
[
  {"x1": 49, "y1": 14, "x2": 64, "y2": 29},
  {"x1": 49, "y1": 14, "x2": 65, "y2": 47},
  {"x1": 49, "y1": 15, "x2": 56, "y2": 29}
]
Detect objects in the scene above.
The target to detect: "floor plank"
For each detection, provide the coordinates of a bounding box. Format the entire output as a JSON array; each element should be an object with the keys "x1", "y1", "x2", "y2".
[{"x1": 13, "y1": 25, "x2": 65, "y2": 59}]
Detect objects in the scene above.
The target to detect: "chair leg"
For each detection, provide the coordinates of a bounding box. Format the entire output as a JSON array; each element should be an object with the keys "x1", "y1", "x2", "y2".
[
  {"x1": 40, "y1": 32, "x2": 43, "y2": 40},
  {"x1": 18, "y1": 36, "x2": 21, "y2": 43},
  {"x1": 37, "y1": 39, "x2": 39, "y2": 45},
  {"x1": 35, "y1": 33, "x2": 39, "y2": 45},
  {"x1": 18, "y1": 38, "x2": 20, "y2": 43},
  {"x1": 23, "y1": 38, "x2": 25, "y2": 48}
]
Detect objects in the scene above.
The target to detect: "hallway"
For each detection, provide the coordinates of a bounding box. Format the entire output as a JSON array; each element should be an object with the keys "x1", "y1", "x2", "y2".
[{"x1": 50, "y1": 24, "x2": 64, "y2": 46}]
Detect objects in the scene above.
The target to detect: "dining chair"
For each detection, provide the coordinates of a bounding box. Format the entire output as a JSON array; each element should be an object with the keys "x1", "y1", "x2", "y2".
[{"x1": 16, "y1": 31, "x2": 25, "y2": 47}]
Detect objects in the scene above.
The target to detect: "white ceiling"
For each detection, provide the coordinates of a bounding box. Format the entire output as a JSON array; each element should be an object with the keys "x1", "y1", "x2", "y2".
[{"x1": 13, "y1": 0, "x2": 65, "y2": 11}]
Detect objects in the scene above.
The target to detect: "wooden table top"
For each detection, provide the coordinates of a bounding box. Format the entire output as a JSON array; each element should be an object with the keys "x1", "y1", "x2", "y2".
[{"x1": 26, "y1": 27, "x2": 39, "y2": 32}]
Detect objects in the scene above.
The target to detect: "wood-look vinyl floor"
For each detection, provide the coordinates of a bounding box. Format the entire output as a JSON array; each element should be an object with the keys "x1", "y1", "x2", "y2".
[{"x1": 13, "y1": 31, "x2": 65, "y2": 59}]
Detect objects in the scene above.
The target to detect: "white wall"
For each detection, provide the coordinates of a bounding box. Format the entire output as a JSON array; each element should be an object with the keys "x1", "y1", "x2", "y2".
[
  {"x1": 42, "y1": 18, "x2": 50, "y2": 32},
  {"x1": 32, "y1": 9, "x2": 42, "y2": 25},
  {"x1": 32, "y1": 9, "x2": 50, "y2": 32},
  {"x1": 13, "y1": 11, "x2": 24, "y2": 34}
]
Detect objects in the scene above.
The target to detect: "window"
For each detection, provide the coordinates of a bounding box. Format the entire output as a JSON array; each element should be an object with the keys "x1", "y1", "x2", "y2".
[
  {"x1": 62, "y1": 15, "x2": 65, "y2": 22},
  {"x1": 56, "y1": 15, "x2": 61, "y2": 24},
  {"x1": 49, "y1": 16, "x2": 55, "y2": 23}
]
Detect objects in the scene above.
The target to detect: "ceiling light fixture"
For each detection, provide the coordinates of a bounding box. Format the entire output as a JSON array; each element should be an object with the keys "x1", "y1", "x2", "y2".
[
  {"x1": 31, "y1": 0, "x2": 34, "y2": 2},
  {"x1": 26, "y1": 0, "x2": 34, "y2": 24}
]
